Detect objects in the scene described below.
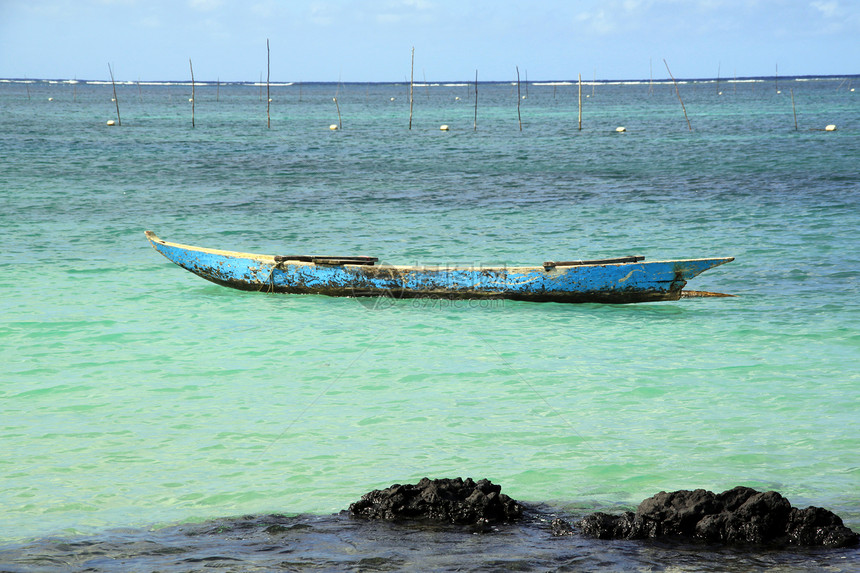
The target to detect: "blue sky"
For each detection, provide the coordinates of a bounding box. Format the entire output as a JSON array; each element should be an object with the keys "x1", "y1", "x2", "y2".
[{"x1": 0, "y1": 0, "x2": 857, "y2": 82}]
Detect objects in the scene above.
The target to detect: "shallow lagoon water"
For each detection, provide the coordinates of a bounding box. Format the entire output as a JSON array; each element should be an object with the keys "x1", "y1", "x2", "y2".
[{"x1": 0, "y1": 78, "x2": 858, "y2": 570}]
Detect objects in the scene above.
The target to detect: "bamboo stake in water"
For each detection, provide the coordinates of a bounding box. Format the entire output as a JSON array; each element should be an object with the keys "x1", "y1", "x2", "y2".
[
  {"x1": 649, "y1": 58, "x2": 653, "y2": 95},
  {"x1": 578, "y1": 73, "x2": 582, "y2": 131},
  {"x1": 266, "y1": 39, "x2": 271, "y2": 129},
  {"x1": 409, "y1": 47, "x2": 414, "y2": 130},
  {"x1": 474, "y1": 69, "x2": 478, "y2": 132},
  {"x1": 664, "y1": 59, "x2": 691, "y2": 132},
  {"x1": 516, "y1": 65, "x2": 522, "y2": 131},
  {"x1": 790, "y1": 88, "x2": 798, "y2": 130},
  {"x1": 108, "y1": 63, "x2": 121, "y2": 126},
  {"x1": 189, "y1": 58, "x2": 195, "y2": 128},
  {"x1": 333, "y1": 97, "x2": 342, "y2": 129},
  {"x1": 716, "y1": 61, "x2": 721, "y2": 94}
]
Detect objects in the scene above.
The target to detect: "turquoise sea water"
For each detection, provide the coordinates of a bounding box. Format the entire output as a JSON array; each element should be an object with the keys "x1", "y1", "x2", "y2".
[{"x1": 1, "y1": 77, "x2": 858, "y2": 568}]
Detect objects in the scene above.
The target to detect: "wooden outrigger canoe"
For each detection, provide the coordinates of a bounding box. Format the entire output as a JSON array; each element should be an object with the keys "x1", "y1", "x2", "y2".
[{"x1": 145, "y1": 231, "x2": 733, "y2": 304}]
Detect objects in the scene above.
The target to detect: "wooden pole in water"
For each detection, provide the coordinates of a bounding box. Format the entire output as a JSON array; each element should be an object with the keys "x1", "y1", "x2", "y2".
[
  {"x1": 216, "y1": 77, "x2": 220, "y2": 102},
  {"x1": 108, "y1": 63, "x2": 121, "y2": 126},
  {"x1": 516, "y1": 65, "x2": 522, "y2": 131},
  {"x1": 189, "y1": 58, "x2": 195, "y2": 128},
  {"x1": 409, "y1": 47, "x2": 414, "y2": 130},
  {"x1": 266, "y1": 39, "x2": 271, "y2": 129},
  {"x1": 473, "y1": 69, "x2": 478, "y2": 132},
  {"x1": 664, "y1": 59, "x2": 691, "y2": 132},
  {"x1": 716, "y1": 62, "x2": 721, "y2": 94},
  {"x1": 333, "y1": 97, "x2": 342, "y2": 129},
  {"x1": 649, "y1": 58, "x2": 653, "y2": 95},
  {"x1": 790, "y1": 88, "x2": 798, "y2": 131},
  {"x1": 578, "y1": 73, "x2": 582, "y2": 131}
]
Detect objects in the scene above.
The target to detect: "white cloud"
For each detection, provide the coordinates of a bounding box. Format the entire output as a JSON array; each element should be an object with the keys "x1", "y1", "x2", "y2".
[
  {"x1": 399, "y1": 0, "x2": 433, "y2": 9},
  {"x1": 189, "y1": 0, "x2": 224, "y2": 11},
  {"x1": 308, "y1": 1, "x2": 335, "y2": 26},
  {"x1": 576, "y1": 9, "x2": 616, "y2": 34},
  {"x1": 371, "y1": 0, "x2": 436, "y2": 25},
  {"x1": 811, "y1": 1, "x2": 838, "y2": 18}
]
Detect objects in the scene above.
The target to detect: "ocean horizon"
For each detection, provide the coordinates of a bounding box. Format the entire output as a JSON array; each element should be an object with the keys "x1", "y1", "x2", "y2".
[{"x1": 3, "y1": 73, "x2": 859, "y2": 86}]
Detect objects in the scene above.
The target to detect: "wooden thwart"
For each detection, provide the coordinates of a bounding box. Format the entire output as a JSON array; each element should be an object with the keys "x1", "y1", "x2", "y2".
[
  {"x1": 544, "y1": 256, "x2": 644, "y2": 270},
  {"x1": 274, "y1": 255, "x2": 379, "y2": 266}
]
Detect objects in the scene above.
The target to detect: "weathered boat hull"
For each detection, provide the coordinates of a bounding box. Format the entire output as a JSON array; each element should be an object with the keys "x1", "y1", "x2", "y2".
[{"x1": 145, "y1": 231, "x2": 733, "y2": 304}]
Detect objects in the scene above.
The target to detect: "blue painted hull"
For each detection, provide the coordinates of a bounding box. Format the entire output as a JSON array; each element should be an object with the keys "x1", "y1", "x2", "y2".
[{"x1": 145, "y1": 231, "x2": 733, "y2": 304}]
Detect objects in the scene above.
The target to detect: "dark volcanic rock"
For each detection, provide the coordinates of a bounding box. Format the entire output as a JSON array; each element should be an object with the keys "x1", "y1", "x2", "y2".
[
  {"x1": 576, "y1": 511, "x2": 637, "y2": 539},
  {"x1": 579, "y1": 486, "x2": 858, "y2": 548},
  {"x1": 550, "y1": 517, "x2": 576, "y2": 536},
  {"x1": 348, "y1": 477, "x2": 523, "y2": 525},
  {"x1": 786, "y1": 506, "x2": 860, "y2": 548}
]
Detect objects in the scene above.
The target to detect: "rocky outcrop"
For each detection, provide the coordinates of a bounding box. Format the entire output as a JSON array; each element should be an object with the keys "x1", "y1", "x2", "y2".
[
  {"x1": 348, "y1": 477, "x2": 523, "y2": 525},
  {"x1": 576, "y1": 486, "x2": 858, "y2": 548}
]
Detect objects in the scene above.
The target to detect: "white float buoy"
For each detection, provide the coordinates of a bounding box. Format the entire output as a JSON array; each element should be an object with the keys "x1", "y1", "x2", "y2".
[
  {"x1": 329, "y1": 124, "x2": 338, "y2": 130},
  {"x1": 615, "y1": 126, "x2": 626, "y2": 132},
  {"x1": 188, "y1": 98, "x2": 194, "y2": 102},
  {"x1": 48, "y1": 97, "x2": 53, "y2": 101},
  {"x1": 106, "y1": 120, "x2": 116, "y2": 126},
  {"x1": 825, "y1": 124, "x2": 837, "y2": 131},
  {"x1": 390, "y1": 97, "x2": 395, "y2": 101},
  {"x1": 440, "y1": 125, "x2": 449, "y2": 131},
  {"x1": 455, "y1": 96, "x2": 460, "y2": 100}
]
